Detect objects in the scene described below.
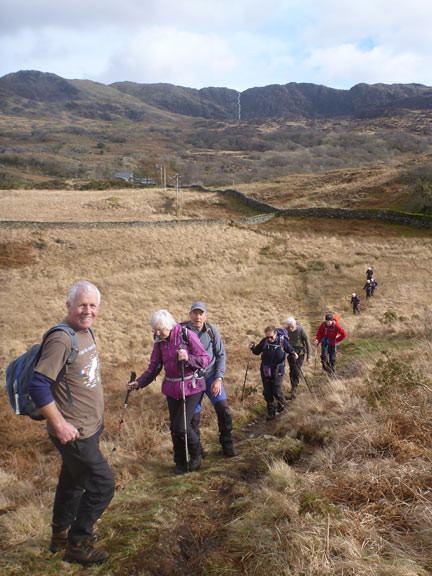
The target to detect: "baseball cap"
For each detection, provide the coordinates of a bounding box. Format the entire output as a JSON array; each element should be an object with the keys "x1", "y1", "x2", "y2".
[{"x1": 190, "y1": 301, "x2": 207, "y2": 313}]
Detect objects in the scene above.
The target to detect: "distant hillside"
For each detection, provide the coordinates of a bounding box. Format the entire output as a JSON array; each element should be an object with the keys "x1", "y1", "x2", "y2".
[
  {"x1": 1, "y1": 70, "x2": 432, "y2": 121},
  {"x1": 239, "y1": 82, "x2": 432, "y2": 119},
  {"x1": 110, "y1": 81, "x2": 239, "y2": 120},
  {"x1": 0, "y1": 70, "x2": 176, "y2": 122}
]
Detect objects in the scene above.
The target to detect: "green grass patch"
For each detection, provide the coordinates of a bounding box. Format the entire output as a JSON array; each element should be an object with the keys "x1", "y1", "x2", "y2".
[
  {"x1": 343, "y1": 334, "x2": 418, "y2": 359},
  {"x1": 299, "y1": 491, "x2": 341, "y2": 518}
]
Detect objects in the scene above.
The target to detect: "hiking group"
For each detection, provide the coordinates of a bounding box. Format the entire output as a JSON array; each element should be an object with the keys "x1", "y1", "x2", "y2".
[
  {"x1": 10, "y1": 278, "x2": 354, "y2": 566},
  {"x1": 350, "y1": 266, "x2": 379, "y2": 314}
]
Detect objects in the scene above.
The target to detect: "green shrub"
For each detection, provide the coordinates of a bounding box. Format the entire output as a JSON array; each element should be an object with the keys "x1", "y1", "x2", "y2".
[
  {"x1": 367, "y1": 355, "x2": 424, "y2": 407},
  {"x1": 299, "y1": 492, "x2": 341, "y2": 518}
]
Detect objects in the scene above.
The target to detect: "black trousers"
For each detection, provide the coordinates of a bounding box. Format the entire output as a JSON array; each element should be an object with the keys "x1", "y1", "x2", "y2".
[
  {"x1": 166, "y1": 392, "x2": 202, "y2": 464},
  {"x1": 287, "y1": 354, "x2": 305, "y2": 388},
  {"x1": 262, "y1": 373, "x2": 285, "y2": 415},
  {"x1": 50, "y1": 426, "x2": 115, "y2": 544}
]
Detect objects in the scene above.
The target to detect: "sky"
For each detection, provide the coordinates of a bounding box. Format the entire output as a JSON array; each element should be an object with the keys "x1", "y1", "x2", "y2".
[{"x1": 1, "y1": 0, "x2": 431, "y2": 91}]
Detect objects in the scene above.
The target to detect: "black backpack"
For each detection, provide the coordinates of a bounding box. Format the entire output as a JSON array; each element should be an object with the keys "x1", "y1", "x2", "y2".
[{"x1": 6, "y1": 323, "x2": 93, "y2": 421}]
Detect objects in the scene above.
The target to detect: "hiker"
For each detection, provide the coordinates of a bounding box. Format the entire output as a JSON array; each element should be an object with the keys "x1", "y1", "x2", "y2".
[
  {"x1": 363, "y1": 279, "x2": 372, "y2": 299},
  {"x1": 366, "y1": 267, "x2": 374, "y2": 281},
  {"x1": 315, "y1": 313, "x2": 347, "y2": 373},
  {"x1": 127, "y1": 310, "x2": 209, "y2": 475},
  {"x1": 370, "y1": 278, "x2": 378, "y2": 296},
  {"x1": 28, "y1": 281, "x2": 114, "y2": 566},
  {"x1": 249, "y1": 326, "x2": 297, "y2": 420},
  {"x1": 285, "y1": 317, "x2": 311, "y2": 399},
  {"x1": 351, "y1": 293, "x2": 360, "y2": 314},
  {"x1": 185, "y1": 302, "x2": 238, "y2": 458}
]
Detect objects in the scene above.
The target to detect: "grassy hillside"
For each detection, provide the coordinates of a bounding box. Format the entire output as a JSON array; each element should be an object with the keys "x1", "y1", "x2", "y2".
[
  {"x1": 0, "y1": 184, "x2": 431, "y2": 575},
  {"x1": 1, "y1": 96, "x2": 432, "y2": 190}
]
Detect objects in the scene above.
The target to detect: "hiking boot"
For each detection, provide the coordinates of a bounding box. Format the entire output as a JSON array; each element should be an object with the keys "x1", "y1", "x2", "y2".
[
  {"x1": 277, "y1": 402, "x2": 285, "y2": 412},
  {"x1": 221, "y1": 442, "x2": 238, "y2": 457},
  {"x1": 63, "y1": 537, "x2": 108, "y2": 566},
  {"x1": 50, "y1": 529, "x2": 68, "y2": 553},
  {"x1": 50, "y1": 528, "x2": 98, "y2": 553},
  {"x1": 322, "y1": 362, "x2": 332, "y2": 374},
  {"x1": 188, "y1": 455, "x2": 201, "y2": 472},
  {"x1": 175, "y1": 462, "x2": 188, "y2": 475},
  {"x1": 266, "y1": 413, "x2": 275, "y2": 421}
]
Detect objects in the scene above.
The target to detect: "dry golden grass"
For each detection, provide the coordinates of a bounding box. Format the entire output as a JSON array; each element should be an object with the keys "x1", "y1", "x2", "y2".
[
  {"x1": 0, "y1": 184, "x2": 431, "y2": 575},
  {"x1": 0, "y1": 187, "x2": 229, "y2": 222}
]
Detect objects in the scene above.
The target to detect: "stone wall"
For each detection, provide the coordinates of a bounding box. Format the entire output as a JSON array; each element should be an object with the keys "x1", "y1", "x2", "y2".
[{"x1": 1, "y1": 187, "x2": 431, "y2": 229}]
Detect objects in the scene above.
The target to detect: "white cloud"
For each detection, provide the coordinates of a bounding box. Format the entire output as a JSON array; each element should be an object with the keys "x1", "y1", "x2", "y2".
[
  {"x1": 1, "y1": 0, "x2": 289, "y2": 34},
  {"x1": 100, "y1": 27, "x2": 238, "y2": 87},
  {"x1": 1, "y1": 0, "x2": 432, "y2": 89},
  {"x1": 304, "y1": 44, "x2": 427, "y2": 88}
]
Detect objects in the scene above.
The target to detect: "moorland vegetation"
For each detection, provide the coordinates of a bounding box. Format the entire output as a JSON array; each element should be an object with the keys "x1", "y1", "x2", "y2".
[
  {"x1": 1, "y1": 70, "x2": 432, "y2": 575},
  {"x1": 1, "y1": 71, "x2": 432, "y2": 190},
  {"x1": 0, "y1": 178, "x2": 431, "y2": 575}
]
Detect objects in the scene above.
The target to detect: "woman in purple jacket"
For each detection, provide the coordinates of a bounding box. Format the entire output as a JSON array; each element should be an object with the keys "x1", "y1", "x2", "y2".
[{"x1": 128, "y1": 310, "x2": 210, "y2": 475}]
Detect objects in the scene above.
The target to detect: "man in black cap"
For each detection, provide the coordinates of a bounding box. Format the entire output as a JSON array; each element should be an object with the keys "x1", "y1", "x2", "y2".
[{"x1": 184, "y1": 302, "x2": 238, "y2": 457}]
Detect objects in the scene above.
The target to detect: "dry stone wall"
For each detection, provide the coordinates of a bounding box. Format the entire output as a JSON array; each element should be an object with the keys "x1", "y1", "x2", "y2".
[{"x1": 1, "y1": 187, "x2": 431, "y2": 229}]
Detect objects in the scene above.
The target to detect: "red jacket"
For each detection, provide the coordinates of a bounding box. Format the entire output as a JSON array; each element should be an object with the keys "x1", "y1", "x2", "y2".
[{"x1": 316, "y1": 320, "x2": 347, "y2": 347}]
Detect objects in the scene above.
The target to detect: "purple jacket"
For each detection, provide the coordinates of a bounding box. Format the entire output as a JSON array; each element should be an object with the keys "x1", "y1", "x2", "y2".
[{"x1": 136, "y1": 323, "x2": 210, "y2": 399}]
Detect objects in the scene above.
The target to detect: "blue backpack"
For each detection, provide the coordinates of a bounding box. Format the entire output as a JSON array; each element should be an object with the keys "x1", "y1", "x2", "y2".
[{"x1": 6, "y1": 323, "x2": 89, "y2": 421}]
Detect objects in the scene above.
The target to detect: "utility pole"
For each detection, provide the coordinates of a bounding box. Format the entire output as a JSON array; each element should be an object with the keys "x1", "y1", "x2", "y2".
[{"x1": 175, "y1": 173, "x2": 180, "y2": 217}]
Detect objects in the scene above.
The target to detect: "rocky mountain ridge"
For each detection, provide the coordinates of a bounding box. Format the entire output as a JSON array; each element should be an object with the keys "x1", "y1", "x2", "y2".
[{"x1": 1, "y1": 70, "x2": 432, "y2": 121}]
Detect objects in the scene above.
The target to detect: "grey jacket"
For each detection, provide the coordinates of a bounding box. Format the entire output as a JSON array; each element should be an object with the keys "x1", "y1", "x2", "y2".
[
  {"x1": 184, "y1": 321, "x2": 226, "y2": 381},
  {"x1": 287, "y1": 322, "x2": 312, "y2": 360}
]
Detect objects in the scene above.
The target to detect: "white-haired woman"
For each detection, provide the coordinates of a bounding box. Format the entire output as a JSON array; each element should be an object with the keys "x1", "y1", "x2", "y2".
[
  {"x1": 285, "y1": 316, "x2": 312, "y2": 399},
  {"x1": 128, "y1": 310, "x2": 210, "y2": 475}
]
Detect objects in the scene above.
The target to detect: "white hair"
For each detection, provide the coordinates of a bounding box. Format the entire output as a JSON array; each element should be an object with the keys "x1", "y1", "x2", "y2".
[
  {"x1": 285, "y1": 316, "x2": 296, "y2": 325},
  {"x1": 150, "y1": 309, "x2": 177, "y2": 331},
  {"x1": 67, "y1": 281, "x2": 100, "y2": 305}
]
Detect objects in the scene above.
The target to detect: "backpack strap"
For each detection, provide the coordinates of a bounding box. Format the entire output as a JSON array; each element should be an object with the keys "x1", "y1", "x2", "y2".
[
  {"x1": 42, "y1": 323, "x2": 94, "y2": 408},
  {"x1": 180, "y1": 325, "x2": 189, "y2": 347},
  {"x1": 205, "y1": 324, "x2": 215, "y2": 344}
]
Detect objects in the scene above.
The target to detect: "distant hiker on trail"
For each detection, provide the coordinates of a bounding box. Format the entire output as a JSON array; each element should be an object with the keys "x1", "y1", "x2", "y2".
[
  {"x1": 285, "y1": 317, "x2": 311, "y2": 400},
  {"x1": 363, "y1": 279, "x2": 372, "y2": 299},
  {"x1": 315, "y1": 313, "x2": 347, "y2": 374},
  {"x1": 370, "y1": 278, "x2": 378, "y2": 296},
  {"x1": 127, "y1": 310, "x2": 209, "y2": 475},
  {"x1": 28, "y1": 281, "x2": 114, "y2": 566},
  {"x1": 184, "y1": 302, "x2": 238, "y2": 458},
  {"x1": 366, "y1": 267, "x2": 374, "y2": 281},
  {"x1": 351, "y1": 293, "x2": 360, "y2": 314},
  {"x1": 249, "y1": 326, "x2": 297, "y2": 420}
]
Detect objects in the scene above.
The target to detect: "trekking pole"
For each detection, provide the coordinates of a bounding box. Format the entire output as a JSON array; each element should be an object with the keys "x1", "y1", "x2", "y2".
[
  {"x1": 299, "y1": 365, "x2": 313, "y2": 394},
  {"x1": 110, "y1": 370, "x2": 136, "y2": 466},
  {"x1": 314, "y1": 347, "x2": 318, "y2": 376},
  {"x1": 240, "y1": 348, "x2": 252, "y2": 402},
  {"x1": 245, "y1": 379, "x2": 262, "y2": 398},
  {"x1": 181, "y1": 357, "x2": 190, "y2": 468},
  {"x1": 300, "y1": 365, "x2": 325, "y2": 398}
]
